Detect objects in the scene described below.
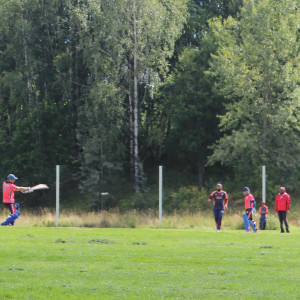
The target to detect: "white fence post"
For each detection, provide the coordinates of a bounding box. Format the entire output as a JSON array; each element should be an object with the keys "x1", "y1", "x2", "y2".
[
  {"x1": 262, "y1": 165, "x2": 266, "y2": 203},
  {"x1": 56, "y1": 165, "x2": 60, "y2": 227},
  {"x1": 159, "y1": 166, "x2": 163, "y2": 227}
]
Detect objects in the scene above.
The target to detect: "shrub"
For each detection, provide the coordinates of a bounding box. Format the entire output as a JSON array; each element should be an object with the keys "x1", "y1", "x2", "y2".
[
  {"x1": 169, "y1": 186, "x2": 210, "y2": 211},
  {"x1": 265, "y1": 214, "x2": 279, "y2": 230}
]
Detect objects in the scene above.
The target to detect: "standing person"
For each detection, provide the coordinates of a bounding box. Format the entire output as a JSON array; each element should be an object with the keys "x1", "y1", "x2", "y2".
[
  {"x1": 243, "y1": 187, "x2": 257, "y2": 232},
  {"x1": 275, "y1": 187, "x2": 290, "y2": 233},
  {"x1": 2, "y1": 174, "x2": 29, "y2": 226},
  {"x1": 259, "y1": 202, "x2": 269, "y2": 230},
  {"x1": 208, "y1": 184, "x2": 228, "y2": 232}
]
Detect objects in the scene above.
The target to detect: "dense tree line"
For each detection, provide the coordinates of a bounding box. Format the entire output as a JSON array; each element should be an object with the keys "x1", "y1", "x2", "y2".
[{"x1": 0, "y1": 0, "x2": 299, "y2": 210}]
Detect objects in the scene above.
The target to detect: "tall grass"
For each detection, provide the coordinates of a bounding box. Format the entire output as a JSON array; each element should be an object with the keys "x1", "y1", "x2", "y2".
[{"x1": 1, "y1": 209, "x2": 297, "y2": 229}]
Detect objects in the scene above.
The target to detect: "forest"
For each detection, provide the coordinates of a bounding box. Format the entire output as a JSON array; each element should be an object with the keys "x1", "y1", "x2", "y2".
[{"x1": 0, "y1": 0, "x2": 299, "y2": 211}]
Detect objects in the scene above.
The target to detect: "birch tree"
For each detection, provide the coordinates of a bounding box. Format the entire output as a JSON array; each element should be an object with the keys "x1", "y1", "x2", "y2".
[{"x1": 85, "y1": 0, "x2": 187, "y2": 191}]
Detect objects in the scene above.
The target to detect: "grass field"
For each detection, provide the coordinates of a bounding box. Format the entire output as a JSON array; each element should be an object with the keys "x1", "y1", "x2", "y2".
[{"x1": 0, "y1": 226, "x2": 300, "y2": 299}]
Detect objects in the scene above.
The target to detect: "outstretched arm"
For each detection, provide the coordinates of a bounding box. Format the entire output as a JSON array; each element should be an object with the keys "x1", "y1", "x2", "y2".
[{"x1": 14, "y1": 186, "x2": 30, "y2": 192}]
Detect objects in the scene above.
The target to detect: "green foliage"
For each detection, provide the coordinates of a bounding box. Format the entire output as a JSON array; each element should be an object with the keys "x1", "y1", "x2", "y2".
[
  {"x1": 0, "y1": 0, "x2": 86, "y2": 205},
  {"x1": 170, "y1": 186, "x2": 210, "y2": 211},
  {"x1": 75, "y1": 0, "x2": 188, "y2": 199},
  {"x1": 77, "y1": 81, "x2": 125, "y2": 208},
  {"x1": 174, "y1": 0, "x2": 243, "y2": 55},
  {"x1": 208, "y1": 0, "x2": 300, "y2": 185},
  {"x1": 265, "y1": 214, "x2": 280, "y2": 230},
  {"x1": 161, "y1": 42, "x2": 223, "y2": 187},
  {"x1": 0, "y1": 0, "x2": 298, "y2": 210}
]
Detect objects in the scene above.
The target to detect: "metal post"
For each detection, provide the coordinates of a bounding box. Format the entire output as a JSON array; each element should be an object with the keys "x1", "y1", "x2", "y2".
[
  {"x1": 56, "y1": 165, "x2": 60, "y2": 227},
  {"x1": 159, "y1": 166, "x2": 163, "y2": 227},
  {"x1": 262, "y1": 165, "x2": 266, "y2": 203}
]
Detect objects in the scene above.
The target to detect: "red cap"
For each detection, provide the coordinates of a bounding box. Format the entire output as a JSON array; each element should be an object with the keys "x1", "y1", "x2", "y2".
[{"x1": 280, "y1": 187, "x2": 286, "y2": 191}]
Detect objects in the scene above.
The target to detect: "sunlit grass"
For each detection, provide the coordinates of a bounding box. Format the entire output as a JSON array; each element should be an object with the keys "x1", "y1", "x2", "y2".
[{"x1": 1, "y1": 227, "x2": 300, "y2": 299}]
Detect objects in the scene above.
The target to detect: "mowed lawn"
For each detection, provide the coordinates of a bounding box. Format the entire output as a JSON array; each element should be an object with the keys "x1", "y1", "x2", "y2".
[{"x1": 0, "y1": 227, "x2": 300, "y2": 299}]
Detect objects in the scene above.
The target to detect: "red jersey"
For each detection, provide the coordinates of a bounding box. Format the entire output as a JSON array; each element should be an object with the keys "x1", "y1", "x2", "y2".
[
  {"x1": 209, "y1": 190, "x2": 228, "y2": 207},
  {"x1": 244, "y1": 193, "x2": 255, "y2": 209},
  {"x1": 259, "y1": 205, "x2": 269, "y2": 215},
  {"x1": 3, "y1": 181, "x2": 17, "y2": 203},
  {"x1": 275, "y1": 193, "x2": 290, "y2": 212}
]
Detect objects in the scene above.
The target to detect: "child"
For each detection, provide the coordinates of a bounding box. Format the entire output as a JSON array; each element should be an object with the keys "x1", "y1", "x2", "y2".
[{"x1": 259, "y1": 201, "x2": 269, "y2": 230}]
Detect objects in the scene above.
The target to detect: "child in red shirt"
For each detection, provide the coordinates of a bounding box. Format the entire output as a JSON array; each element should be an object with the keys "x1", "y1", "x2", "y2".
[{"x1": 259, "y1": 202, "x2": 268, "y2": 230}]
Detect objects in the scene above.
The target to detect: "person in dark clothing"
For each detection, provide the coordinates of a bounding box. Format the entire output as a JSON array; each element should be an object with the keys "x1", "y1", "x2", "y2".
[{"x1": 208, "y1": 184, "x2": 228, "y2": 232}]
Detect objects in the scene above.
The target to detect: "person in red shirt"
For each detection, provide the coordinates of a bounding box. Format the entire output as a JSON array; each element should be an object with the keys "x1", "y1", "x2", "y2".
[
  {"x1": 275, "y1": 187, "x2": 290, "y2": 233},
  {"x1": 2, "y1": 174, "x2": 29, "y2": 226},
  {"x1": 208, "y1": 183, "x2": 228, "y2": 232},
  {"x1": 243, "y1": 187, "x2": 257, "y2": 232},
  {"x1": 259, "y1": 202, "x2": 269, "y2": 230}
]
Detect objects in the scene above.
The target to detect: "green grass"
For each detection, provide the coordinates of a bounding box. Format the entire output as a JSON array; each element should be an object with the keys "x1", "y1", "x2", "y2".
[{"x1": 0, "y1": 226, "x2": 299, "y2": 299}]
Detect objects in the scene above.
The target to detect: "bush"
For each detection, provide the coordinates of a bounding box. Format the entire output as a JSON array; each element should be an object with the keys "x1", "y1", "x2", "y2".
[
  {"x1": 265, "y1": 214, "x2": 279, "y2": 230},
  {"x1": 169, "y1": 186, "x2": 210, "y2": 211}
]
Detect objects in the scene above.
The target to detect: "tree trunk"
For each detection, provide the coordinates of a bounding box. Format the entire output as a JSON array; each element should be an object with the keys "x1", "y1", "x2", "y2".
[
  {"x1": 20, "y1": 3, "x2": 33, "y2": 107},
  {"x1": 198, "y1": 157, "x2": 205, "y2": 189},
  {"x1": 100, "y1": 139, "x2": 104, "y2": 210},
  {"x1": 133, "y1": 0, "x2": 140, "y2": 192},
  {"x1": 129, "y1": 92, "x2": 134, "y2": 182},
  {"x1": 262, "y1": 86, "x2": 270, "y2": 160}
]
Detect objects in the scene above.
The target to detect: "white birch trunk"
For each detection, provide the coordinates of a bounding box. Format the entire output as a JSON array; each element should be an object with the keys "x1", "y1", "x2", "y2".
[{"x1": 133, "y1": 0, "x2": 140, "y2": 191}]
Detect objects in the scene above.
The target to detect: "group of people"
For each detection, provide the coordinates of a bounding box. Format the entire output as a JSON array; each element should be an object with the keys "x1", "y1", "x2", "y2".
[
  {"x1": 0, "y1": 174, "x2": 292, "y2": 231},
  {"x1": 208, "y1": 184, "x2": 291, "y2": 233}
]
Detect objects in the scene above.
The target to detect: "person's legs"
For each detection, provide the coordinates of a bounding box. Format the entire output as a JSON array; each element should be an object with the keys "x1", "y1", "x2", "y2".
[
  {"x1": 217, "y1": 208, "x2": 224, "y2": 230},
  {"x1": 2, "y1": 203, "x2": 20, "y2": 226},
  {"x1": 262, "y1": 219, "x2": 267, "y2": 230},
  {"x1": 4, "y1": 203, "x2": 14, "y2": 214},
  {"x1": 3, "y1": 204, "x2": 15, "y2": 225},
  {"x1": 247, "y1": 209, "x2": 252, "y2": 222},
  {"x1": 213, "y1": 207, "x2": 223, "y2": 230},
  {"x1": 10, "y1": 203, "x2": 17, "y2": 225},
  {"x1": 243, "y1": 213, "x2": 249, "y2": 232},
  {"x1": 278, "y1": 211, "x2": 284, "y2": 232},
  {"x1": 247, "y1": 209, "x2": 257, "y2": 232},
  {"x1": 213, "y1": 207, "x2": 219, "y2": 230},
  {"x1": 10, "y1": 203, "x2": 16, "y2": 214},
  {"x1": 1, "y1": 211, "x2": 21, "y2": 226},
  {"x1": 282, "y1": 211, "x2": 289, "y2": 233}
]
